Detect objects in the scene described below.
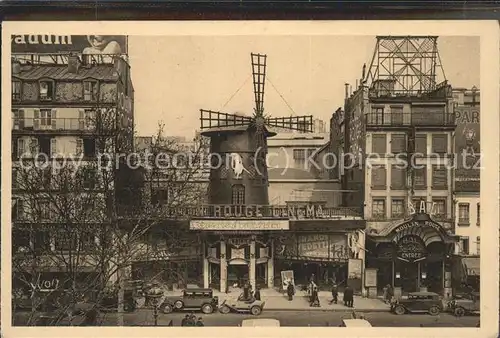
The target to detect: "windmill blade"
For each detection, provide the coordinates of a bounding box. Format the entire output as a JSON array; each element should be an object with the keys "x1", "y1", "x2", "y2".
[
  {"x1": 251, "y1": 53, "x2": 267, "y2": 116},
  {"x1": 266, "y1": 115, "x2": 314, "y2": 133},
  {"x1": 200, "y1": 109, "x2": 253, "y2": 129}
]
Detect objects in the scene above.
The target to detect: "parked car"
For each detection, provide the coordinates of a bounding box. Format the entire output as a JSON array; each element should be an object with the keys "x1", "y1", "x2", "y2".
[
  {"x1": 390, "y1": 291, "x2": 443, "y2": 316},
  {"x1": 448, "y1": 292, "x2": 480, "y2": 317},
  {"x1": 340, "y1": 319, "x2": 373, "y2": 327},
  {"x1": 99, "y1": 288, "x2": 137, "y2": 312},
  {"x1": 219, "y1": 293, "x2": 266, "y2": 315},
  {"x1": 240, "y1": 319, "x2": 280, "y2": 327},
  {"x1": 159, "y1": 288, "x2": 219, "y2": 314}
]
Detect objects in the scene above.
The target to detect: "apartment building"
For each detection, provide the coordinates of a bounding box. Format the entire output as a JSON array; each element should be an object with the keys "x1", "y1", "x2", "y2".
[
  {"x1": 452, "y1": 87, "x2": 480, "y2": 288},
  {"x1": 337, "y1": 36, "x2": 460, "y2": 298},
  {"x1": 11, "y1": 39, "x2": 134, "y2": 300}
]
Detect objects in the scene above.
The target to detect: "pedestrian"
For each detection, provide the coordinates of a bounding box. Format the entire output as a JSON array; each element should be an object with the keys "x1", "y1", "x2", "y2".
[
  {"x1": 243, "y1": 282, "x2": 250, "y2": 300},
  {"x1": 329, "y1": 283, "x2": 338, "y2": 304},
  {"x1": 287, "y1": 282, "x2": 295, "y2": 301},
  {"x1": 196, "y1": 317, "x2": 204, "y2": 326},
  {"x1": 382, "y1": 285, "x2": 388, "y2": 304},
  {"x1": 386, "y1": 284, "x2": 394, "y2": 304},
  {"x1": 181, "y1": 314, "x2": 190, "y2": 326},
  {"x1": 344, "y1": 285, "x2": 354, "y2": 308},
  {"x1": 168, "y1": 319, "x2": 174, "y2": 326},
  {"x1": 188, "y1": 313, "x2": 197, "y2": 326},
  {"x1": 254, "y1": 286, "x2": 261, "y2": 301}
]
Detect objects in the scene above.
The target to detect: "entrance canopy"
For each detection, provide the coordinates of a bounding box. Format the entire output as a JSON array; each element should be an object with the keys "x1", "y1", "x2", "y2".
[{"x1": 369, "y1": 214, "x2": 458, "y2": 246}]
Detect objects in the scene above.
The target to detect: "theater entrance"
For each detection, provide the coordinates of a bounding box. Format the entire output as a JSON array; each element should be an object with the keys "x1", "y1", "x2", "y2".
[{"x1": 227, "y1": 263, "x2": 249, "y2": 288}]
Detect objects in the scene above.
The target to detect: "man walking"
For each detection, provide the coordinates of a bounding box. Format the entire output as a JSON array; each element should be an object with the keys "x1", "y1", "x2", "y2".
[
  {"x1": 254, "y1": 286, "x2": 261, "y2": 301},
  {"x1": 329, "y1": 284, "x2": 338, "y2": 304},
  {"x1": 344, "y1": 285, "x2": 354, "y2": 308},
  {"x1": 287, "y1": 282, "x2": 295, "y2": 301}
]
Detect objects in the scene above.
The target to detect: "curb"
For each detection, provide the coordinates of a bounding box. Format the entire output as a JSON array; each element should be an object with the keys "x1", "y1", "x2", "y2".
[{"x1": 263, "y1": 308, "x2": 390, "y2": 313}]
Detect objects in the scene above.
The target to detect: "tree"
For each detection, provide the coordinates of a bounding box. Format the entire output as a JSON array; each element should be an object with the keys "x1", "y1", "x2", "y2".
[{"x1": 12, "y1": 104, "x2": 208, "y2": 326}]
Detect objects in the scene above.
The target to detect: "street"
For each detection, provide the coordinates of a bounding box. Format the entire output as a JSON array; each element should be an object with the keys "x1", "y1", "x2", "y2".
[{"x1": 96, "y1": 310, "x2": 479, "y2": 327}]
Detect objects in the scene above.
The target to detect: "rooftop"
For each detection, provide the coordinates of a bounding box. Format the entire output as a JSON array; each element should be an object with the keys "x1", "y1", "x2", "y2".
[{"x1": 12, "y1": 64, "x2": 118, "y2": 81}]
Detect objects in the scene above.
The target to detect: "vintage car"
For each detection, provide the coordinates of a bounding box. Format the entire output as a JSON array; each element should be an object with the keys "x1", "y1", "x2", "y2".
[
  {"x1": 240, "y1": 319, "x2": 280, "y2": 327},
  {"x1": 448, "y1": 292, "x2": 480, "y2": 316},
  {"x1": 159, "y1": 288, "x2": 219, "y2": 314},
  {"x1": 340, "y1": 319, "x2": 373, "y2": 327},
  {"x1": 219, "y1": 293, "x2": 266, "y2": 315},
  {"x1": 390, "y1": 291, "x2": 443, "y2": 316}
]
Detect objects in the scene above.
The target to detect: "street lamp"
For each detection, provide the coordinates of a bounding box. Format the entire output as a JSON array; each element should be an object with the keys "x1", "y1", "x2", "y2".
[{"x1": 147, "y1": 285, "x2": 164, "y2": 326}]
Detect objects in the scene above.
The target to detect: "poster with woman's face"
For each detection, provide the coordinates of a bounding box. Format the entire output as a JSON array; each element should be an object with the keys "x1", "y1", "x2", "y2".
[{"x1": 11, "y1": 35, "x2": 128, "y2": 54}]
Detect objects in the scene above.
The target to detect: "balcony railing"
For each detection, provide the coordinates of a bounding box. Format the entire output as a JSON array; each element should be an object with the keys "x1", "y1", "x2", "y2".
[
  {"x1": 365, "y1": 112, "x2": 456, "y2": 127},
  {"x1": 12, "y1": 118, "x2": 96, "y2": 132}
]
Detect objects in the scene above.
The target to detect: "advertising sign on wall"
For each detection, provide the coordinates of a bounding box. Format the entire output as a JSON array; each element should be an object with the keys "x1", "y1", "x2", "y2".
[
  {"x1": 11, "y1": 35, "x2": 128, "y2": 54},
  {"x1": 454, "y1": 105, "x2": 480, "y2": 192},
  {"x1": 347, "y1": 258, "x2": 362, "y2": 293},
  {"x1": 281, "y1": 270, "x2": 295, "y2": 290}
]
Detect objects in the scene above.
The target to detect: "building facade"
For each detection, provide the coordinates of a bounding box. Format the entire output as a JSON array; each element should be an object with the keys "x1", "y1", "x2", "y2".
[
  {"x1": 452, "y1": 87, "x2": 480, "y2": 291},
  {"x1": 11, "y1": 38, "x2": 134, "y2": 303},
  {"x1": 336, "y1": 36, "x2": 460, "y2": 298}
]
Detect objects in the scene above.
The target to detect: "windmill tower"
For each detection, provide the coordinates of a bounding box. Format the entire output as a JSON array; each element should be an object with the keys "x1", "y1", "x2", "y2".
[{"x1": 200, "y1": 53, "x2": 313, "y2": 205}]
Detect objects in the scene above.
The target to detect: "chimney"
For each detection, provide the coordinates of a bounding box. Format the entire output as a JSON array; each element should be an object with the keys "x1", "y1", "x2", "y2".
[
  {"x1": 344, "y1": 83, "x2": 349, "y2": 99},
  {"x1": 67, "y1": 54, "x2": 80, "y2": 74},
  {"x1": 349, "y1": 85, "x2": 352, "y2": 96},
  {"x1": 12, "y1": 60, "x2": 21, "y2": 74},
  {"x1": 356, "y1": 79, "x2": 359, "y2": 88}
]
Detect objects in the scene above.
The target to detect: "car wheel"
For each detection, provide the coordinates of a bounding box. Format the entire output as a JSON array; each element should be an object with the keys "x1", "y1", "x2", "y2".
[
  {"x1": 202, "y1": 304, "x2": 213, "y2": 314},
  {"x1": 219, "y1": 305, "x2": 230, "y2": 314},
  {"x1": 250, "y1": 306, "x2": 262, "y2": 316},
  {"x1": 454, "y1": 307, "x2": 466, "y2": 317},
  {"x1": 161, "y1": 303, "x2": 173, "y2": 314},
  {"x1": 393, "y1": 305, "x2": 405, "y2": 315},
  {"x1": 429, "y1": 306, "x2": 440, "y2": 316},
  {"x1": 174, "y1": 300, "x2": 184, "y2": 309}
]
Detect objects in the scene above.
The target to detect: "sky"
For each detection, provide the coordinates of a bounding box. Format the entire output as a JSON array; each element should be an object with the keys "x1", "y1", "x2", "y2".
[{"x1": 128, "y1": 36, "x2": 479, "y2": 139}]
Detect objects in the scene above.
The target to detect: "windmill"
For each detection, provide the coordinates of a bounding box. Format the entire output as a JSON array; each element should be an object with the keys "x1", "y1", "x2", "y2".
[{"x1": 200, "y1": 53, "x2": 313, "y2": 206}]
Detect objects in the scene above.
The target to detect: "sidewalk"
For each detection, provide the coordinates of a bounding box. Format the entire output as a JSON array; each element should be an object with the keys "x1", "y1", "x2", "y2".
[{"x1": 161, "y1": 288, "x2": 390, "y2": 312}]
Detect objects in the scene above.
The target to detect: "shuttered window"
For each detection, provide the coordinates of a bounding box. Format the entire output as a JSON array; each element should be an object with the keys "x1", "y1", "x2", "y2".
[
  {"x1": 391, "y1": 199, "x2": 405, "y2": 218},
  {"x1": 372, "y1": 134, "x2": 386, "y2": 154},
  {"x1": 391, "y1": 134, "x2": 406, "y2": 153},
  {"x1": 372, "y1": 199, "x2": 386, "y2": 219},
  {"x1": 391, "y1": 165, "x2": 406, "y2": 189},
  {"x1": 432, "y1": 134, "x2": 448, "y2": 154},
  {"x1": 415, "y1": 134, "x2": 427, "y2": 155},
  {"x1": 432, "y1": 166, "x2": 447, "y2": 189},
  {"x1": 413, "y1": 166, "x2": 427, "y2": 189},
  {"x1": 371, "y1": 166, "x2": 386, "y2": 190}
]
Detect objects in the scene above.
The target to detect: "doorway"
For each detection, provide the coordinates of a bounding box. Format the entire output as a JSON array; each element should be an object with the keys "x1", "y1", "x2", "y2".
[
  {"x1": 227, "y1": 264, "x2": 249, "y2": 288},
  {"x1": 395, "y1": 260, "x2": 419, "y2": 293}
]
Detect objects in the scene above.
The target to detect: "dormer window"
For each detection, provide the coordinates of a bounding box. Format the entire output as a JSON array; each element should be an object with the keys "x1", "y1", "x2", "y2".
[
  {"x1": 39, "y1": 80, "x2": 54, "y2": 101},
  {"x1": 12, "y1": 80, "x2": 21, "y2": 101},
  {"x1": 83, "y1": 80, "x2": 98, "y2": 101}
]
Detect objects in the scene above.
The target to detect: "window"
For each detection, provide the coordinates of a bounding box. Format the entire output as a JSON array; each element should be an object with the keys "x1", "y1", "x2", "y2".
[
  {"x1": 432, "y1": 166, "x2": 447, "y2": 189},
  {"x1": 151, "y1": 188, "x2": 169, "y2": 205},
  {"x1": 12, "y1": 109, "x2": 25, "y2": 129},
  {"x1": 413, "y1": 166, "x2": 427, "y2": 189},
  {"x1": 370, "y1": 107, "x2": 385, "y2": 124},
  {"x1": 39, "y1": 80, "x2": 54, "y2": 101},
  {"x1": 36, "y1": 109, "x2": 56, "y2": 130},
  {"x1": 40, "y1": 168, "x2": 52, "y2": 189},
  {"x1": 391, "y1": 199, "x2": 405, "y2": 219},
  {"x1": 476, "y1": 203, "x2": 480, "y2": 225},
  {"x1": 83, "y1": 168, "x2": 97, "y2": 189},
  {"x1": 371, "y1": 165, "x2": 386, "y2": 190},
  {"x1": 13, "y1": 230, "x2": 30, "y2": 253},
  {"x1": 432, "y1": 134, "x2": 448, "y2": 154},
  {"x1": 38, "y1": 199, "x2": 51, "y2": 220},
  {"x1": 458, "y1": 203, "x2": 470, "y2": 225},
  {"x1": 432, "y1": 198, "x2": 446, "y2": 220},
  {"x1": 12, "y1": 80, "x2": 21, "y2": 101},
  {"x1": 83, "y1": 81, "x2": 98, "y2": 101},
  {"x1": 79, "y1": 232, "x2": 96, "y2": 251},
  {"x1": 460, "y1": 237, "x2": 470, "y2": 255},
  {"x1": 79, "y1": 109, "x2": 96, "y2": 130},
  {"x1": 12, "y1": 198, "x2": 24, "y2": 221},
  {"x1": 372, "y1": 199, "x2": 386, "y2": 219},
  {"x1": 38, "y1": 137, "x2": 51, "y2": 156},
  {"x1": 390, "y1": 106, "x2": 403, "y2": 125},
  {"x1": 12, "y1": 168, "x2": 19, "y2": 189},
  {"x1": 76, "y1": 138, "x2": 83, "y2": 156},
  {"x1": 293, "y1": 149, "x2": 306, "y2": 166},
  {"x1": 371, "y1": 134, "x2": 386, "y2": 154},
  {"x1": 83, "y1": 138, "x2": 96, "y2": 157},
  {"x1": 16, "y1": 138, "x2": 25, "y2": 158},
  {"x1": 232, "y1": 184, "x2": 245, "y2": 205},
  {"x1": 55, "y1": 232, "x2": 77, "y2": 251},
  {"x1": 391, "y1": 134, "x2": 406, "y2": 153},
  {"x1": 415, "y1": 134, "x2": 427, "y2": 155},
  {"x1": 391, "y1": 165, "x2": 406, "y2": 189},
  {"x1": 476, "y1": 236, "x2": 480, "y2": 255},
  {"x1": 34, "y1": 231, "x2": 51, "y2": 252}
]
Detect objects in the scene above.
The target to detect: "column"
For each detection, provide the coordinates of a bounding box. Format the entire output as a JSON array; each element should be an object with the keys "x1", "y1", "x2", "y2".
[
  {"x1": 267, "y1": 240, "x2": 274, "y2": 288},
  {"x1": 203, "y1": 243, "x2": 209, "y2": 288},
  {"x1": 220, "y1": 241, "x2": 227, "y2": 293},
  {"x1": 358, "y1": 230, "x2": 367, "y2": 297},
  {"x1": 249, "y1": 240, "x2": 256, "y2": 289}
]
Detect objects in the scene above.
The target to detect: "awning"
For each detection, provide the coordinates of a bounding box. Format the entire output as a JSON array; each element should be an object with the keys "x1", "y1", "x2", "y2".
[{"x1": 463, "y1": 256, "x2": 480, "y2": 276}]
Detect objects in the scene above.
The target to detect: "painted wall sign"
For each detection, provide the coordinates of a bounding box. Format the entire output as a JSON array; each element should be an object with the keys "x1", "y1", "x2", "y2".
[
  {"x1": 297, "y1": 234, "x2": 349, "y2": 260},
  {"x1": 394, "y1": 220, "x2": 442, "y2": 234},
  {"x1": 454, "y1": 106, "x2": 480, "y2": 193},
  {"x1": 396, "y1": 235, "x2": 427, "y2": 262},
  {"x1": 364, "y1": 268, "x2": 378, "y2": 288},
  {"x1": 11, "y1": 35, "x2": 128, "y2": 54},
  {"x1": 190, "y1": 219, "x2": 289, "y2": 231},
  {"x1": 408, "y1": 200, "x2": 440, "y2": 217}
]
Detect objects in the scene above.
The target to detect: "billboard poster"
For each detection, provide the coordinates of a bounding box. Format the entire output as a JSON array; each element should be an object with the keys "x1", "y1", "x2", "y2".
[
  {"x1": 11, "y1": 35, "x2": 128, "y2": 54},
  {"x1": 454, "y1": 106, "x2": 480, "y2": 192}
]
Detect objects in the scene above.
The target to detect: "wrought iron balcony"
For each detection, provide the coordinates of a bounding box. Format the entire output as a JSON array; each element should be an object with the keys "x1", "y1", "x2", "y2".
[
  {"x1": 12, "y1": 118, "x2": 96, "y2": 132},
  {"x1": 365, "y1": 112, "x2": 456, "y2": 127}
]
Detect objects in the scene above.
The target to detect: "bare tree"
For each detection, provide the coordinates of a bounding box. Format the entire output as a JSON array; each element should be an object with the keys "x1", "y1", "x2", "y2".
[{"x1": 12, "y1": 106, "x2": 208, "y2": 326}]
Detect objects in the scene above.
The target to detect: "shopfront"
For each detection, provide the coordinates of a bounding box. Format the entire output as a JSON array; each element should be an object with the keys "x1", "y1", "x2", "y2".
[{"x1": 366, "y1": 213, "x2": 458, "y2": 297}]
